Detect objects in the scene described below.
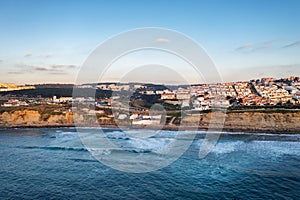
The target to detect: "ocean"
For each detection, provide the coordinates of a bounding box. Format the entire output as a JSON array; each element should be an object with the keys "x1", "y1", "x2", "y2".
[{"x1": 0, "y1": 128, "x2": 299, "y2": 199}]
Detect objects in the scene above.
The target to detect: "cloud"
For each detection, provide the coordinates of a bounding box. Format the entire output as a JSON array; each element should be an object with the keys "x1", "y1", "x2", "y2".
[
  {"x1": 51, "y1": 64, "x2": 78, "y2": 69},
  {"x1": 0, "y1": 59, "x2": 3, "y2": 62},
  {"x1": 8, "y1": 71, "x2": 24, "y2": 75},
  {"x1": 24, "y1": 52, "x2": 32, "y2": 57},
  {"x1": 11, "y1": 63, "x2": 78, "y2": 76},
  {"x1": 32, "y1": 65, "x2": 69, "y2": 74},
  {"x1": 282, "y1": 41, "x2": 300, "y2": 48},
  {"x1": 235, "y1": 43, "x2": 255, "y2": 51},
  {"x1": 39, "y1": 53, "x2": 53, "y2": 58},
  {"x1": 155, "y1": 38, "x2": 170, "y2": 43},
  {"x1": 48, "y1": 72, "x2": 68, "y2": 75},
  {"x1": 253, "y1": 45, "x2": 269, "y2": 51},
  {"x1": 67, "y1": 64, "x2": 78, "y2": 69},
  {"x1": 51, "y1": 65, "x2": 63, "y2": 69},
  {"x1": 15, "y1": 64, "x2": 53, "y2": 72},
  {"x1": 34, "y1": 66, "x2": 48, "y2": 71},
  {"x1": 235, "y1": 40, "x2": 275, "y2": 53}
]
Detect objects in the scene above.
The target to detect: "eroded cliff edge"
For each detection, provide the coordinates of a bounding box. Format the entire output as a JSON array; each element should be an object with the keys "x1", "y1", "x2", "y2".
[
  {"x1": 0, "y1": 109, "x2": 300, "y2": 133},
  {"x1": 182, "y1": 110, "x2": 300, "y2": 133}
]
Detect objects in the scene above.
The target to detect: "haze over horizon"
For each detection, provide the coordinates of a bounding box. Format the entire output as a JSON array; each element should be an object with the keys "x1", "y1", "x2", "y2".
[{"x1": 0, "y1": 0, "x2": 299, "y2": 84}]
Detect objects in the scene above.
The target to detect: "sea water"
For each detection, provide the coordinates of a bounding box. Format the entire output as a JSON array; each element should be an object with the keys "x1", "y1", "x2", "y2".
[{"x1": 0, "y1": 128, "x2": 299, "y2": 199}]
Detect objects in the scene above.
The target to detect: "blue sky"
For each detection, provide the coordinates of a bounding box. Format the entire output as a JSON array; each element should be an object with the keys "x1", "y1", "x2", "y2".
[{"x1": 0, "y1": 0, "x2": 299, "y2": 84}]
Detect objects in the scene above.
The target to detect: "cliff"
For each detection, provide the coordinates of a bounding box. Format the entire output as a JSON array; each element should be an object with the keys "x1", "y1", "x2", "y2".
[
  {"x1": 0, "y1": 110, "x2": 73, "y2": 127},
  {"x1": 182, "y1": 111, "x2": 300, "y2": 133},
  {"x1": 1, "y1": 109, "x2": 300, "y2": 133},
  {"x1": 0, "y1": 109, "x2": 115, "y2": 127}
]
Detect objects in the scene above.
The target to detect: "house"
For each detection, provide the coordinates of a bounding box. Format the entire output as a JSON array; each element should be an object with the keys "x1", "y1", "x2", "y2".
[
  {"x1": 155, "y1": 90, "x2": 164, "y2": 95},
  {"x1": 2, "y1": 99, "x2": 28, "y2": 107},
  {"x1": 161, "y1": 92, "x2": 176, "y2": 100},
  {"x1": 146, "y1": 90, "x2": 155, "y2": 95},
  {"x1": 53, "y1": 96, "x2": 72, "y2": 103},
  {"x1": 176, "y1": 92, "x2": 190, "y2": 100}
]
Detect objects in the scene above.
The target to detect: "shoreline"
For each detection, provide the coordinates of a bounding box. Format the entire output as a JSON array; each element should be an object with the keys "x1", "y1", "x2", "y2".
[
  {"x1": 0, "y1": 124, "x2": 299, "y2": 134},
  {"x1": 1, "y1": 108, "x2": 300, "y2": 134}
]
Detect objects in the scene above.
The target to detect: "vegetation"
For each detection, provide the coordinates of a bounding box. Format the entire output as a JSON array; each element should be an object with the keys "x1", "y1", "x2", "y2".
[
  {"x1": 0, "y1": 88, "x2": 112, "y2": 98},
  {"x1": 0, "y1": 104, "x2": 70, "y2": 114}
]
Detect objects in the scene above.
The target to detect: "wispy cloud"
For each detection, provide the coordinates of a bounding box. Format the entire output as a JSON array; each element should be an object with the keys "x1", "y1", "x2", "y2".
[
  {"x1": 155, "y1": 38, "x2": 170, "y2": 43},
  {"x1": 51, "y1": 64, "x2": 78, "y2": 69},
  {"x1": 34, "y1": 66, "x2": 48, "y2": 71},
  {"x1": 39, "y1": 53, "x2": 53, "y2": 58},
  {"x1": 24, "y1": 52, "x2": 32, "y2": 57},
  {"x1": 14, "y1": 63, "x2": 37, "y2": 71},
  {"x1": 282, "y1": 40, "x2": 300, "y2": 48},
  {"x1": 8, "y1": 71, "x2": 24, "y2": 74},
  {"x1": 235, "y1": 40, "x2": 275, "y2": 53},
  {"x1": 13, "y1": 64, "x2": 51, "y2": 73},
  {"x1": 11, "y1": 63, "x2": 78, "y2": 75},
  {"x1": 235, "y1": 43, "x2": 255, "y2": 51},
  {"x1": 48, "y1": 72, "x2": 68, "y2": 75}
]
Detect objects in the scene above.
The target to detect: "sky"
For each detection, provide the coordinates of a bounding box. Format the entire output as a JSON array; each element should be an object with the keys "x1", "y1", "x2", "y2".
[{"x1": 0, "y1": 0, "x2": 299, "y2": 84}]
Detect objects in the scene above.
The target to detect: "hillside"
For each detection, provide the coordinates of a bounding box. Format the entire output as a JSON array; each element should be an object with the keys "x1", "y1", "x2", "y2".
[{"x1": 1, "y1": 107, "x2": 300, "y2": 133}]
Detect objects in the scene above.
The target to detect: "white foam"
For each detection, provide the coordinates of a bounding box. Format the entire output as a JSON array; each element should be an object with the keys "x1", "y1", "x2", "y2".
[
  {"x1": 250, "y1": 141, "x2": 300, "y2": 156},
  {"x1": 55, "y1": 131, "x2": 78, "y2": 139},
  {"x1": 105, "y1": 130, "x2": 127, "y2": 139},
  {"x1": 201, "y1": 141, "x2": 245, "y2": 155},
  {"x1": 207, "y1": 140, "x2": 300, "y2": 156},
  {"x1": 127, "y1": 137, "x2": 173, "y2": 152}
]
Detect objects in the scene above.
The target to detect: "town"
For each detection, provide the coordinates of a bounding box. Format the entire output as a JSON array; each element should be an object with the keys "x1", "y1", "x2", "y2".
[
  {"x1": 0, "y1": 76, "x2": 299, "y2": 126},
  {"x1": 1, "y1": 76, "x2": 299, "y2": 107}
]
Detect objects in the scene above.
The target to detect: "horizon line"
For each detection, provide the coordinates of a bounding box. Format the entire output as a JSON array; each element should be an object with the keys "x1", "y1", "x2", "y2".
[{"x1": 2, "y1": 75, "x2": 299, "y2": 87}]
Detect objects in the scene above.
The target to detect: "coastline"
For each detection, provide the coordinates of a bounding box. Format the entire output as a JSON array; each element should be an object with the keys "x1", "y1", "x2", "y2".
[
  {"x1": 1, "y1": 108, "x2": 300, "y2": 134},
  {"x1": 1, "y1": 124, "x2": 299, "y2": 134}
]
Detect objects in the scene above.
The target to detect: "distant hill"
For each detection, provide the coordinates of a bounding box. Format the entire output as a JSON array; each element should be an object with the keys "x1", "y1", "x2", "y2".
[
  {"x1": 0, "y1": 88, "x2": 112, "y2": 98},
  {"x1": 0, "y1": 83, "x2": 18, "y2": 89},
  {"x1": 34, "y1": 84, "x2": 74, "y2": 89},
  {"x1": 0, "y1": 83, "x2": 35, "y2": 92}
]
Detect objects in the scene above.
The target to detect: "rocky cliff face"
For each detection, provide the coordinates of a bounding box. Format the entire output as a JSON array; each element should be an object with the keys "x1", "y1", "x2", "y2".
[
  {"x1": 0, "y1": 109, "x2": 73, "y2": 127},
  {"x1": 1, "y1": 109, "x2": 300, "y2": 133},
  {"x1": 223, "y1": 112, "x2": 300, "y2": 132},
  {"x1": 182, "y1": 111, "x2": 300, "y2": 133}
]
